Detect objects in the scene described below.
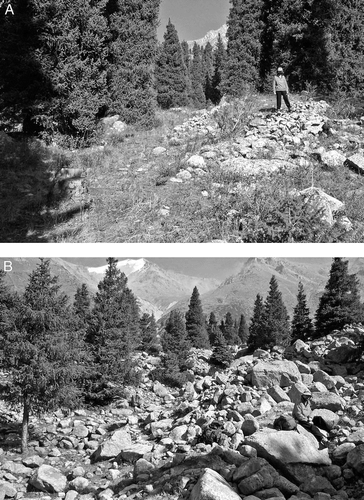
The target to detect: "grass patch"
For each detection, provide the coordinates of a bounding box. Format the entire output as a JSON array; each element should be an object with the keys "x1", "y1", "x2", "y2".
[{"x1": 3, "y1": 94, "x2": 364, "y2": 242}]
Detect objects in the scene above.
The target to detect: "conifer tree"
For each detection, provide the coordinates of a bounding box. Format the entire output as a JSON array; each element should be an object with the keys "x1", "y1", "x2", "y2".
[
  {"x1": 162, "y1": 309, "x2": 190, "y2": 363},
  {"x1": 185, "y1": 286, "x2": 210, "y2": 348},
  {"x1": 210, "y1": 33, "x2": 226, "y2": 104},
  {"x1": 221, "y1": 0, "x2": 263, "y2": 95},
  {"x1": 161, "y1": 309, "x2": 190, "y2": 386},
  {"x1": 1, "y1": 260, "x2": 85, "y2": 452},
  {"x1": 155, "y1": 20, "x2": 189, "y2": 109},
  {"x1": 248, "y1": 294, "x2": 266, "y2": 351},
  {"x1": 203, "y1": 42, "x2": 214, "y2": 102},
  {"x1": 106, "y1": 0, "x2": 160, "y2": 126},
  {"x1": 181, "y1": 40, "x2": 193, "y2": 101},
  {"x1": 190, "y1": 43, "x2": 206, "y2": 108},
  {"x1": 238, "y1": 313, "x2": 249, "y2": 344},
  {"x1": 291, "y1": 281, "x2": 314, "y2": 343},
  {"x1": 26, "y1": 0, "x2": 109, "y2": 142},
  {"x1": 210, "y1": 329, "x2": 234, "y2": 368},
  {"x1": 139, "y1": 312, "x2": 159, "y2": 354},
  {"x1": 264, "y1": 275, "x2": 291, "y2": 348},
  {"x1": 224, "y1": 312, "x2": 239, "y2": 345},
  {"x1": 315, "y1": 258, "x2": 364, "y2": 337},
  {"x1": 207, "y1": 311, "x2": 219, "y2": 346},
  {"x1": 86, "y1": 258, "x2": 140, "y2": 403},
  {"x1": 73, "y1": 284, "x2": 91, "y2": 329}
]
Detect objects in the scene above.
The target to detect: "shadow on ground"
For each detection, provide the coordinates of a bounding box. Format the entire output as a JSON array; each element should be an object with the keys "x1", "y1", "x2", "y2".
[{"x1": 0, "y1": 135, "x2": 72, "y2": 242}]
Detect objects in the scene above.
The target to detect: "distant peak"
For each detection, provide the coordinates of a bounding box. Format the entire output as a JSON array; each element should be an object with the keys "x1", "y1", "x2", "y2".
[
  {"x1": 187, "y1": 24, "x2": 227, "y2": 49},
  {"x1": 87, "y1": 258, "x2": 147, "y2": 276}
]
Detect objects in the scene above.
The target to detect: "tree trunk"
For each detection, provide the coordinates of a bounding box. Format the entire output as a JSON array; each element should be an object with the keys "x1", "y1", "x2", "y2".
[{"x1": 21, "y1": 396, "x2": 29, "y2": 454}]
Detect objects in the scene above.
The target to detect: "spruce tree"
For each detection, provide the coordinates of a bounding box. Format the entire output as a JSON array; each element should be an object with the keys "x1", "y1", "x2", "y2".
[
  {"x1": 221, "y1": 0, "x2": 263, "y2": 95},
  {"x1": 210, "y1": 329, "x2": 234, "y2": 368},
  {"x1": 28, "y1": 0, "x2": 109, "y2": 142},
  {"x1": 203, "y1": 42, "x2": 214, "y2": 102},
  {"x1": 291, "y1": 281, "x2": 314, "y2": 343},
  {"x1": 139, "y1": 312, "x2": 159, "y2": 354},
  {"x1": 185, "y1": 286, "x2": 210, "y2": 348},
  {"x1": 162, "y1": 309, "x2": 190, "y2": 363},
  {"x1": 210, "y1": 33, "x2": 226, "y2": 104},
  {"x1": 87, "y1": 258, "x2": 140, "y2": 403},
  {"x1": 190, "y1": 43, "x2": 206, "y2": 108},
  {"x1": 73, "y1": 284, "x2": 91, "y2": 329},
  {"x1": 224, "y1": 312, "x2": 239, "y2": 345},
  {"x1": 264, "y1": 275, "x2": 291, "y2": 348},
  {"x1": 248, "y1": 294, "x2": 266, "y2": 351},
  {"x1": 207, "y1": 311, "x2": 219, "y2": 346},
  {"x1": 155, "y1": 20, "x2": 189, "y2": 109},
  {"x1": 181, "y1": 40, "x2": 193, "y2": 102},
  {"x1": 161, "y1": 309, "x2": 190, "y2": 386},
  {"x1": 238, "y1": 313, "x2": 249, "y2": 344},
  {"x1": 315, "y1": 258, "x2": 364, "y2": 337},
  {"x1": 1, "y1": 260, "x2": 85, "y2": 452},
  {"x1": 106, "y1": 0, "x2": 160, "y2": 126}
]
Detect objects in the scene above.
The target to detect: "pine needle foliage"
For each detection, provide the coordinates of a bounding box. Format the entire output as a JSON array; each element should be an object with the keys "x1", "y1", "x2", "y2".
[
  {"x1": 86, "y1": 258, "x2": 140, "y2": 404},
  {"x1": 155, "y1": 20, "x2": 189, "y2": 109},
  {"x1": 185, "y1": 286, "x2": 210, "y2": 348},
  {"x1": 315, "y1": 258, "x2": 364, "y2": 338},
  {"x1": 106, "y1": 0, "x2": 160, "y2": 127},
  {"x1": 1, "y1": 259, "x2": 86, "y2": 452},
  {"x1": 221, "y1": 0, "x2": 263, "y2": 95},
  {"x1": 291, "y1": 281, "x2": 314, "y2": 343}
]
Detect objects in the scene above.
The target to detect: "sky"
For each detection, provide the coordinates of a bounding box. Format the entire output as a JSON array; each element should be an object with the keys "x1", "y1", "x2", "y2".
[{"x1": 157, "y1": 0, "x2": 230, "y2": 42}]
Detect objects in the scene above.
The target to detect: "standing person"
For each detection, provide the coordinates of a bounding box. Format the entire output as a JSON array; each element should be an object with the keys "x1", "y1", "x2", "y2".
[
  {"x1": 273, "y1": 67, "x2": 291, "y2": 111},
  {"x1": 292, "y1": 391, "x2": 329, "y2": 446}
]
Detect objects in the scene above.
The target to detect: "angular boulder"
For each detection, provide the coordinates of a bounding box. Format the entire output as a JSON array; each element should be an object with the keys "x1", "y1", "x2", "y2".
[
  {"x1": 244, "y1": 430, "x2": 331, "y2": 465},
  {"x1": 29, "y1": 464, "x2": 67, "y2": 493},
  {"x1": 311, "y1": 392, "x2": 345, "y2": 412},
  {"x1": 346, "y1": 444, "x2": 364, "y2": 473},
  {"x1": 190, "y1": 468, "x2": 242, "y2": 500},
  {"x1": 249, "y1": 360, "x2": 302, "y2": 389},
  {"x1": 311, "y1": 409, "x2": 339, "y2": 430},
  {"x1": 91, "y1": 428, "x2": 132, "y2": 462}
]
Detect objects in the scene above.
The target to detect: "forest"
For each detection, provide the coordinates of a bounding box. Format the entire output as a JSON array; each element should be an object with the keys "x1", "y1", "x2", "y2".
[{"x1": 1, "y1": 0, "x2": 364, "y2": 146}]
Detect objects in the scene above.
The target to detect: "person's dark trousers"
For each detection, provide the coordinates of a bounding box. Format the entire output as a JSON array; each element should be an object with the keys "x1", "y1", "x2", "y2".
[
  {"x1": 276, "y1": 91, "x2": 291, "y2": 110},
  {"x1": 298, "y1": 419, "x2": 326, "y2": 443}
]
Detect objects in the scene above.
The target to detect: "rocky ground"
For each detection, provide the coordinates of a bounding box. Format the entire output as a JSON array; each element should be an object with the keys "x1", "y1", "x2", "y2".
[{"x1": 1, "y1": 327, "x2": 364, "y2": 500}]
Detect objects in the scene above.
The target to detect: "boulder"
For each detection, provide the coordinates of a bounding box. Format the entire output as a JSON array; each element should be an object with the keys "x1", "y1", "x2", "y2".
[
  {"x1": 116, "y1": 443, "x2": 153, "y2": 463},
  {"x1": 242, "y1": 415, "x2": 260, "y2": 436},
  {"x1": 345, "y1": 153, "x2": 364, "y2": 174},
  {"x1": 301, "y1": 476, "x2": 337, "y2": 496},
  {"x1": 244, "y1": 430, "x2": 331, "y2": 465},
  {"x1": 91, "y1": 428, "x2": 132, "y2": 462},
  {"x1": 311, "y1": 392, "x2": 345, "y2": 412},
  {"x1": 311, "y1": 409, "x2": 340, "y2": 430},
  {"x1": 312, "y1": 370, "x2": 336, "y2": 390},
  {"x1": 346, "y1": 443, "x2": 364, "y2": 473},
  {"x1": 332, "y1": 443, "x2": 356, "y2": 462},
  {"x1": 347, "y1": 428, "x2": 364, "y2": 445},
  {"x1": 321, "y1": 150, "x2": 346, "y2": 169},
  {"x1": 294, "y1": 187, "x2": 346, "y2": 227},
  {"x1": 249, "y1": 360, "x2": 302, "y2": 389},
  {"x1": 0, "y1": 482, "x2": 17, "y2": 498},
  {"x1": 267, "y1": 386, "x2": 291, "y2": 403},
  {"x1": 29, "y1": 464, "x2": 67, "y2": 493},
  {"x1": 190, "y1": 468, "x2": 242, "y2": 500}
]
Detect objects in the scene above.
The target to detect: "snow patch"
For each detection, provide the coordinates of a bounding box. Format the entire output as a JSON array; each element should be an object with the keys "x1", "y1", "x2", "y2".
[{"x1": 88, "y1": 258, "x2": 147, "y2": 277}]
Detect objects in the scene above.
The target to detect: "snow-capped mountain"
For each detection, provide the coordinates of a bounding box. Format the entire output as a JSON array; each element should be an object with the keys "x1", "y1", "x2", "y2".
[{"x1": 187, "y1": 24, "x2": 227, "y2": 49}]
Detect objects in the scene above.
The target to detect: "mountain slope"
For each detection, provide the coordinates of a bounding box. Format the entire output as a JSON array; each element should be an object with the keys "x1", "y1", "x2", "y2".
[
  {"x1": 168, "y1": 258, "x2": 358, "y2": 322},
  {"x1": 88, "y1": 259, "x2": 220, "y2": 313}
]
